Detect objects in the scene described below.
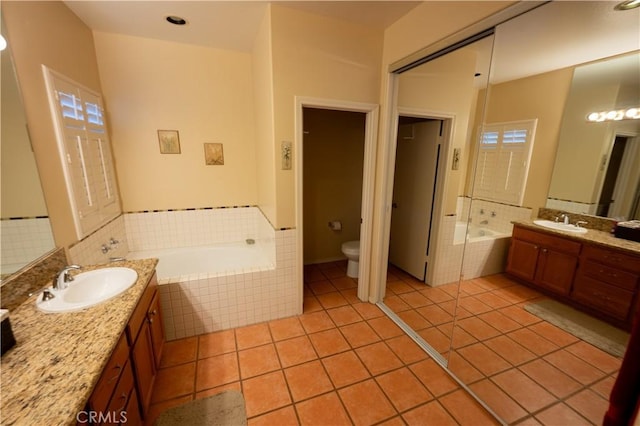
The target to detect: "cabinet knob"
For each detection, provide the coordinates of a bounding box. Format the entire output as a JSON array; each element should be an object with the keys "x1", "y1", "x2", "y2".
[{"x1": 107, "y1": 363, "x2": 122, "y2": 384}]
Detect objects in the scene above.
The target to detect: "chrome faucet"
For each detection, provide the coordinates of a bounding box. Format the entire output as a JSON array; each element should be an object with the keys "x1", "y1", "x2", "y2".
[
  {"x1": 556, "y1": 213, "x2": 570, "y2": 224},
  {"x1": 54, "y1": 265, "x2": 82, "y2": 290},
  {"x1": 575, "y1": 220, "x2": 588, "y2": 228}
]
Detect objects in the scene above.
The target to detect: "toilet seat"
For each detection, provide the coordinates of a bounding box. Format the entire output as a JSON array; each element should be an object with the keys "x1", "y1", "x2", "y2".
[{"x1": 341, "y1": 241, "x2": 360, "y2": 256}]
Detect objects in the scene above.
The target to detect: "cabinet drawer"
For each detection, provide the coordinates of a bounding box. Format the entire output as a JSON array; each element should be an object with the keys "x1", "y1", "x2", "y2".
[
  {"x1": 513, "y1": 226, "x2": 581, "y2": 255},
  {"x1": 580, "y1": 260, "x2": 638, "y2": 291},
  {"x1": 104, "y1": 360, "x2": 135, "y2": 425},
  {"x1": 582, "y1": 245, "x2": 640, "y2": 274},
  {"x1": 572, "y1": 275, "x2": 634, "y2": 320},
  {"x1": 90, "y1": 333, "x2": 129, "y2": 413}
]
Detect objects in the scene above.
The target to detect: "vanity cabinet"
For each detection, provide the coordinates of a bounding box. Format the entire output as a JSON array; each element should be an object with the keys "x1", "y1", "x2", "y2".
[
  {"x1": 85, "y1": 272, "x2": 164, "y2": 424},
  {"x1": 507, "y1": 224, "x2": 640, "y2": 329},
  {"x1": 572, "y1": 245, "x2": 640, "y2": 322},
  {"x1": 507, "y1": 226, "x2": 580, "y2": 296}
]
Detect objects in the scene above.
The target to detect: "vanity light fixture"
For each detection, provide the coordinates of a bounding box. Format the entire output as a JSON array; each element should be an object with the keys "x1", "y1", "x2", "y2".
[
  {"x1": 0, "y1": 35, "x2": 7, "y2": 51},
  {"x1": 614, "y1": 0, "x2": 640, "y2": 10},
  {"x1": 587, "y1": 107, "x2": 640, "y2": 122},
  {"x1": 166, "y1": 15, "x2": 187, "y2": 25}
]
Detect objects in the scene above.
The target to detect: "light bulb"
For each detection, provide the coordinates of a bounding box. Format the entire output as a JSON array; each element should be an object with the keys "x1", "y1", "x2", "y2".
[{"x1": 0, "y1": 35, "x2": 7, "y2": 51}]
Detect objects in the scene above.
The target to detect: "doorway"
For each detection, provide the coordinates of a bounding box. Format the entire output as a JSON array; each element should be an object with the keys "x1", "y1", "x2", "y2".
[
  {"x1": 601, "y1": 134, "x2": 640, "y2": 219},
  {"x1": 389, "y1": 117, "x2": 443, "y2": 282},
  {"x1": 295, "y1": 97, "x2": 379, "y2": 308},
  {"x1": 302, "y1": 108, "x2": 366, "y2": 267}
]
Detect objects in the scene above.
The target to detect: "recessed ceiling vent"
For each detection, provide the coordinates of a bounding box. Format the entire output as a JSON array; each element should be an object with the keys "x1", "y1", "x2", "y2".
[{"x1": 166, "y1": 15, "x2": 187, "y2": 25}]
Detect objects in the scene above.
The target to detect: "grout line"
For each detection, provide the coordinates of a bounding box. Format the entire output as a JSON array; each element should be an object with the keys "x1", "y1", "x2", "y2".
[{"x1": 379, "y1": 298, "x2": 507, "y2": 425}]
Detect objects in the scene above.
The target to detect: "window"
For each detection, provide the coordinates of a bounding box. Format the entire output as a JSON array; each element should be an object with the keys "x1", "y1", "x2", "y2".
[
  {"x1": 473, "y1": 120, "x2": 537, "y2": 205},
  {"x1": 43, "y1": 66, "x2": 120, "y2": 238}
]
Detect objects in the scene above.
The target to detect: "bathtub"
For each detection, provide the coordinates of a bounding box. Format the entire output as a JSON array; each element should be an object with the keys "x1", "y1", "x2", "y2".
[
  {"x1": 127, "y1": 238, "x2": 299, "y2": 340},
  {"x1": 128, "y1": 241, "x2": 275, "y2": 281},
  {"x1": 454, "y1": 222, "x2": 509, "y2": 244},
  {"x1": 453, "y1": 222, "x2": 511, "y2": 280}
]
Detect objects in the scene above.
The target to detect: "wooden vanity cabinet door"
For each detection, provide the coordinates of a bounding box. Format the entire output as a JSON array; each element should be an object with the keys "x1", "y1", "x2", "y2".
[
  {"x1": 535, "y1": 247, "x2": 578, "y2": 295},
  {"x1": 506, "y1": 238, "x2": 539, "y2": 281},
  {"x1": 507, "y1": 225, "x2": 580, "y2": 295},
  {"x1": 131, "y1": 319, "x2": 156, "y2": 419},
  {"x1": 147, "y1": 290, "x2": 165, "y2": 369}
]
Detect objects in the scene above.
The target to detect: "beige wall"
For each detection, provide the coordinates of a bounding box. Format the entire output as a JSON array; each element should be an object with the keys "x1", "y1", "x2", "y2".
[
  {"x1": 472, "y1": 68, "x2": 574, "y2": 211},
  {"x1": 303, "y1": 108, "x2": 365, "y2": 263},
  {"x1": 252, "y1": 8, "x2": 277, "y2": 226},
  {"x1": 271, "y1": 4, "x2": 383, "y2": 229},
  {"x1": 1, "y1": 45, "x2": 47, "y2": 218},
  {"x1": 93, "y1": 32, "x2": 257, "y2": 212},
  {"x1": 396, "y1": 47, "x2": 479, "y2": 214},
  {"x1": 2, "y1": 1, "x2": 103, "y2": 248}
]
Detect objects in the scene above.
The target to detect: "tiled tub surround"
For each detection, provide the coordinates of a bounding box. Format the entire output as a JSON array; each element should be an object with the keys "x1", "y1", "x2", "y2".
[
  {"x1": 124, "y1": 207, "x2": 298, "y2": 340},
  {"x1": 68, "y1": 214, "x2": 130, "y2": 266},
  {"x1": 429, "y1": 199, "x2": 532, "y2": 286},
  {"x1": 0, "y1": 217, "x2": 55, "y2": 276},
  {"x1": 0, "y1": 258, "x2": 158, "y2": 425}
]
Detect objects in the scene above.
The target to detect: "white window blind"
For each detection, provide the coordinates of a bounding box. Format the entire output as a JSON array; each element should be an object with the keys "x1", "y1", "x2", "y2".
[
  {"x1": 473, "y1": 120, "x2": 537, "y2": 205},
  {"x1": 43, "y1": 66, "x2": 121, "y2": 238}
]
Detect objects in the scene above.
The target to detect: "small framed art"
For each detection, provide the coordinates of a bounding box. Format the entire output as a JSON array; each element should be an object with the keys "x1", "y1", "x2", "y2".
[
  {"x1": 204, "y1": 143, "x2": 224, "y2": 165},
  {"x1": 157, "y1": 130, "x2": 181, "y2": 154}
]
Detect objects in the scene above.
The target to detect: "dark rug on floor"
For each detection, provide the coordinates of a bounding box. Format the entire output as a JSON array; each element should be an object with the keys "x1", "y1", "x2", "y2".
[
  {"x1": 524, "y1": 299, "x2": 630, "y2": 358},
  {"x1": 154, "y1": 390, "x2": 247, "y2": 426}
]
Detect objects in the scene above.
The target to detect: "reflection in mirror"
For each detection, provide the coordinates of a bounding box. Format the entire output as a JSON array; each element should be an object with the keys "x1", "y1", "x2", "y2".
[
  {"x1": 382, "y1": 35, "x2": 494, "y2": 365},
  {"x1": 448, "y1": 2, "x2": 639, "y2": 424},
  {"x1": 0, "y1": 22, "x2": 55, "y2": 280},
  {"x1": 547, "y1": 52, "x2": 640, "y2": 219}
]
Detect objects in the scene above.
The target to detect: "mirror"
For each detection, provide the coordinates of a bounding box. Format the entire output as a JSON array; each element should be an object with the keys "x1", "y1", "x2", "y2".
[
  {"x1": 383, "y1": 35, "x2": 495, "y2": 363},
  {"x1": 0, "y1": 21, "x2": 55, "y2": 281},
  {"x1": 547, "y1": 52, "x2": 640, "y2": 219},
  {"x1": 387, "y1": 1, "x2": 639, "y2": 424}
]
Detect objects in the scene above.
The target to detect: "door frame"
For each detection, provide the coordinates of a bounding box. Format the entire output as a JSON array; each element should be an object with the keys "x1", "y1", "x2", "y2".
[
  {"x1": 376, "y1": 103, "x2": 456, "y2": 300},
  {"x1": 602, "y1": 132, "x2": 640, "y2": 218},
  {"x1": 295, "y1": 97, "x2": 379, "y2": 305}
]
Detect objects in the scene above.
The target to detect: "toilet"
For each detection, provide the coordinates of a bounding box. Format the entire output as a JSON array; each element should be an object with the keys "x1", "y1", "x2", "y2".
[{"x1": 341, "y1": 240, "x2": 360, "y2": 278}]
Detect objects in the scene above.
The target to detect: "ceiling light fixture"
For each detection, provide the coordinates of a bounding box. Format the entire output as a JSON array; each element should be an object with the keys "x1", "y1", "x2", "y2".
[
  {"x1": 614, "y1": 0, "x2": 640, "y2": 10},
  {"x1": 166, "y1": 15, "x2": 187, "y2": 26},
  {"x1": 586, "y1": 107, "x2": 640, "y2": 122}
]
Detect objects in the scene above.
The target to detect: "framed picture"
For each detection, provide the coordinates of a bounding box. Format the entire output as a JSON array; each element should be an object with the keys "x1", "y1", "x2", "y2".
[
  {"x1": 157, "y1": 130, "x2": 181, "y2": 154},
  {"x1": 204, "y1": 143, "x2": 224, "y2": 165},
  {"x1": 281, "y1": 140, "x2": 292, "y2": 170}
]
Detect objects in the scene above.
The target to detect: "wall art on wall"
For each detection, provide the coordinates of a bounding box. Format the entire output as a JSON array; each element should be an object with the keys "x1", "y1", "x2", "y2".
[
  {"x1": 204, "y1": 143, "x2": 224, "y2": 165},
  {"x1": 452, "y1": 147, "x2": 461, "y2": 170},
  {"x1": 281, "y1": 140, "x2": 292, "y2": 170},
  {"x1": 157, "y1": 130, "x2": 181, "y2": 154}
]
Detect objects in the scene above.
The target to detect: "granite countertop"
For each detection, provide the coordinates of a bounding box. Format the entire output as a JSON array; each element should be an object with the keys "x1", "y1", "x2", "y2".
[
  {"x1": 1, "y1": 258, "x2": 158, "y2": 426},
  {"x1": 513, "y1": 219, "x2": 640, "y2": 256}
]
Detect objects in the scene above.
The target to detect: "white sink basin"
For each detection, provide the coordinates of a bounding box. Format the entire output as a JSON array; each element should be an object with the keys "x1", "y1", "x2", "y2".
[
  {"x1": 36, "y1": 267, "x2": 138, "y2": 313},
  {"x1": 533, "y1": 219, "x2": 588, "y2": 234}
]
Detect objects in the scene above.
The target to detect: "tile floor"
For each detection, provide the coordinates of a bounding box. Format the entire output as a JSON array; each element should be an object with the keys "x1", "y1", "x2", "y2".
[
  {"x1": 383, "y1": 264, "x2": 623, "y2": 425},
  {"x1": 147, "y1": 260, "x2": 501, "y2": 425}
]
